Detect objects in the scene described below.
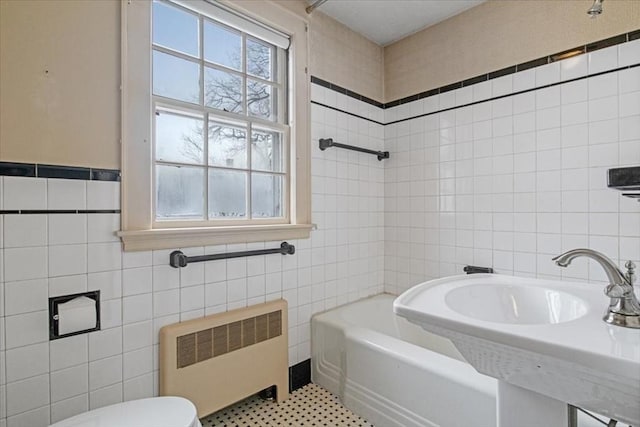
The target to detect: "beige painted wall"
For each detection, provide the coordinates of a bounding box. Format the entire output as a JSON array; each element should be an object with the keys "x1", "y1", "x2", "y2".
[
  {"x1": 384, "y1": 0, "x2": 640, "y2": 102},
  {"x1": 308, "y1": 10, "x2": 384, "y2": 102},
  {"x1": 0, "y1": 0, "x2": 383, "y2": 170},
  {"x1": 0, "y1": 0, "x2": 121, "y2": 169},
  {"x1": 272, "y1": 1, "x2": 384, "y2": 102},
  {"x1": 273, "y1": 0, "x2": 384, "y2": 102}
]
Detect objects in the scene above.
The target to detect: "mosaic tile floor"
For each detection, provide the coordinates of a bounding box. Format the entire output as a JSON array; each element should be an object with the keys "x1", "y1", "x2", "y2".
[{"x1": 200, "y1": 383, "x2": 374, "y2": 426}]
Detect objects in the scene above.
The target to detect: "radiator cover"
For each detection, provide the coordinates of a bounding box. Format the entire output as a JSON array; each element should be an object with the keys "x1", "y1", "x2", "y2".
[{"x1": 160, "y1": 299, "x2": 288, "y2": 418}]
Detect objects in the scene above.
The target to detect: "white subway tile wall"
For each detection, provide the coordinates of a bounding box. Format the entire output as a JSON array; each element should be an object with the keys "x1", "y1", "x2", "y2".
[
  {"x1": 0, "y1": 93, "x2": 385, "y2": 425},
  {"x1": 384, "y1": 41, "x2": 640, "y2": 295}
]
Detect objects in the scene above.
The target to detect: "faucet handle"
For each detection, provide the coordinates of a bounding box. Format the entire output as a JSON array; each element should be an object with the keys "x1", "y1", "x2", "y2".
[
  {"x1": 606, "y1": 283, "x2": 628, "y2": 298},
  {"x1": 625, "y1": 260, "x2": 636, "y2": 285}
]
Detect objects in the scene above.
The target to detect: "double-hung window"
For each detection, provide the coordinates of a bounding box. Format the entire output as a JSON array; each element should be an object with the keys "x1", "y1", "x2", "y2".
[{"x1": 120, "y1": 0, "x2": 311, "y2": 250}]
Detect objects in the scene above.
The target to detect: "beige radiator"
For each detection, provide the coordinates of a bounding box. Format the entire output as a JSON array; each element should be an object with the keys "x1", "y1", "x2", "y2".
[{"x1": 159, "y1": 299, "x2": 289, "y2": 418}]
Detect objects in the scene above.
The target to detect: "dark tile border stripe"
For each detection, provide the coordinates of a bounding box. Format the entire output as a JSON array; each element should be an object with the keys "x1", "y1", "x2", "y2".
[
  {"x1": 311, "y1": 29, "x2": 639, "y2": 109},
  {"x1": 516, "y1": 56, "x2": 548, "y2": 72},
  {"x1": 488, "y1": 65, "x2": 517, "y2": 79},
  {"x1": 386, "y1": 62, "x2": 639, "y2": 126},
  {"x1": 38, "y1": 164, "x2": 91, "y2": 180},
  {"x1": 586, "y1": 34, "x2": 627, "y2": 52},
  {"x1": 91, "y1": 169, "x2": 121, "y2": 181},
  {"x1": 0, "y1": 210, "x2": 121, "y2": 215},
  {"x1": 0, "y1": 162, "x2": 120, "y2": 181},
  {"x1": 310, "y1": 76, "x2": 384, "y2": 109},
  {"x1": 461, "y1": 74, "x2": 488, "y2": 87},
  {"x1": 439, "y1": 81, "x2": 462, "y2": 94},
  {"x1": 0, "y1": 162, "x2": 36, "y2": 177},
  {"x1": 289, "y1": 358, "x2": 311, "y2": 392}
]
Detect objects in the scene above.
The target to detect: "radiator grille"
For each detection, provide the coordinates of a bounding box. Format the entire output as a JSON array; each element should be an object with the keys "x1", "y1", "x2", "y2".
[
  {"x1": 177, "y1": 333, "x2": 196, "y2": 368},
  {"x1": 196, "y1": 329, "x2": 212, "y2": 362},
  {"x1": 177, "y1": 310, "x2": 282, "y2": 368},
  {"x1": 256, "y1": 314, "x2": 268, "y2": 342},
  {"x1": 213, "y1": 325, "x2": 228, "y2": 357}
]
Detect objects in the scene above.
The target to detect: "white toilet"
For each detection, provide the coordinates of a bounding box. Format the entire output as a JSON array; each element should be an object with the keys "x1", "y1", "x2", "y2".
[{"x1": 49, "y1": 396, "x2": 202, "y2": 427}]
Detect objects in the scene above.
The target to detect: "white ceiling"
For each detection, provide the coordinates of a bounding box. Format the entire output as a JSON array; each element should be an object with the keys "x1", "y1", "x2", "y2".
[{"x1": 312, "y1": 0, "x2": 486, "y2": 46}]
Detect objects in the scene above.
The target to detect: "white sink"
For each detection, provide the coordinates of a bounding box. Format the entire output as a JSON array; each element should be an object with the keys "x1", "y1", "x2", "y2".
[
  {"x1": 445, "y1": 284, "x2": 588, "y2": 325},
  {"x1": 394, "y1": 274, "x2": 640, "y2": 426}
]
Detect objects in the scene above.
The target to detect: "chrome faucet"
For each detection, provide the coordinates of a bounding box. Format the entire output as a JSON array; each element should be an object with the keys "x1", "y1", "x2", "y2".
[{"x1": 553, "y1": 249, "x2": 640, "y2": 329}]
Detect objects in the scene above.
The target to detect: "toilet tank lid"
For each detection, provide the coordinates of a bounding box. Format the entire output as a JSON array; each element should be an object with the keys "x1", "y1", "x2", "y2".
[{"x1": 49, "y1": 396, "x2": 200, "y2": 427}]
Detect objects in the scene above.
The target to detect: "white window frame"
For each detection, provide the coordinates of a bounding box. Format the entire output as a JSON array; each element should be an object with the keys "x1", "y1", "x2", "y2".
[{"x1": 119, "y1": 0, "x2": 311, "y2": 251}]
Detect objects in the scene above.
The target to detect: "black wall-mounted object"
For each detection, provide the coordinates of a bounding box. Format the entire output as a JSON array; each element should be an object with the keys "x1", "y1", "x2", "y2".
[
  {"x1": 608, "y1": 166, "x2": 640, "y2": 202},
  {"x1": 319, "y1": 138, "x2": 389, "y2": 161},
  {"x1": 289, "y1": 359, "x2": 311, "y2": 392},
  {"x1": 49, "y1": 290, "x2": 101, "y2": 340},
  {"x1": 464, "y1": 265, "x2": 494, "y2": 274},
  {"x1": 608, "y1": 166, "x2": 640, "y2": 190},
  {"x1": 170, "y1": 242, "x2": 295, "y2": 268}
]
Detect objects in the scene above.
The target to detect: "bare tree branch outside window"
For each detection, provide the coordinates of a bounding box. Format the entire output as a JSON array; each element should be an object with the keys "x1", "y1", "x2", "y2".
[{"x1": 180, "y1": 38, "x2": 276, "y2": 169}]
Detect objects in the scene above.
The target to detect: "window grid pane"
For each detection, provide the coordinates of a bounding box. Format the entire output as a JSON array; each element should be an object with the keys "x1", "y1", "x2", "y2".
[
  {"x1": 251, "y1": 172, "x2": 284, "y2": 218},
  {"x1": 203, "y1": 19, "x2": 242, "y2": 71},
  {"x1": 208, "y1": 169, "x2": 247, "y2": 218},
  {"x1": 208, "y1": 120, "x2": 247, "y2": 169},
  {"x1": 152, "y1": 1, "x2": 287, "y2": 223},
  {"x1": 152, "y1": 50, "x2": 201, "y2": 104},
  {"x1": 247, "y1": 79, "x2": 275, "y2": 121},
  {"x1": 155, "y1": 110, "x2": 205, "y2": 165},
  {"x1": 204, "y1": 67, "x2": 243, "y2": 113},
  {"x1": 153, "y1": 0, "x2": 199, "y2": 57},
  {"x1": 246, "y1": 37, "x2": 273, "y2": 81},
  {"x1": 156, "y1": 164, "x2": 205, "y2": 220},
  {"x1": 251, "y1": 128, "x2": 284, "y2": 173}
]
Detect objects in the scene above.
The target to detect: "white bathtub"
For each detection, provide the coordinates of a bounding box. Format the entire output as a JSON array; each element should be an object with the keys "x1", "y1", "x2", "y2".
[
  {"x1": 311, "y1": 294, "x2": 495, "y2": 427},
  {"x1": 311, "y1": 293, "x2": 610, "y2": 427}
]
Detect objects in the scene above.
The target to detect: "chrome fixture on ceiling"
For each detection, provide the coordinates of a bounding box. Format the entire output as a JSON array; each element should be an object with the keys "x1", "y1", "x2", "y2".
[
  {"x1": 306, "y1": 0, "x2": 329, "y2": 14},
  {"x1": 587, "y1": 0, "x2": 604, "y2": 18}
]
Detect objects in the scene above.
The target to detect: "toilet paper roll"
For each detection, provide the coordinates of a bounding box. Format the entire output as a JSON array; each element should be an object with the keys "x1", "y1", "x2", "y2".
[{"x1": 58, "y1": 296, "x2": 97, "y2": 335}]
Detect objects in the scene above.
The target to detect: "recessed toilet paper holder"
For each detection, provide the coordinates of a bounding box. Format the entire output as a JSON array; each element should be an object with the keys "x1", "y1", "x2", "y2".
[{"x1": 49, "y1": 290, "x2": 101, "y2": 340}]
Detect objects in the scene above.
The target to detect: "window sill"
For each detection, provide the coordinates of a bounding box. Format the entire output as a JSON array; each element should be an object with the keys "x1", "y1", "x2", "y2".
[{"x1": 118, "y1": 223, "x2": 313, "y2": 251}]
